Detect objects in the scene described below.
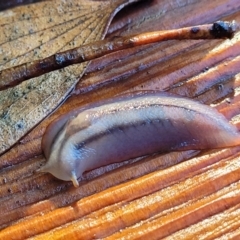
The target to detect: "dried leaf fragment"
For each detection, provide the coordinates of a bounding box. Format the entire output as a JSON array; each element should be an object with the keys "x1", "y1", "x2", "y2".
[{"x1": 0, "y1": 0, "x2": 140, "y2": 155}]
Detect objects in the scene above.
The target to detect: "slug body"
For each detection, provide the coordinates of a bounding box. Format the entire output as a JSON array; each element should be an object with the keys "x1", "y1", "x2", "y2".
[{"x1": 41, "y1": 92, "x2": 240, "y2": 187}]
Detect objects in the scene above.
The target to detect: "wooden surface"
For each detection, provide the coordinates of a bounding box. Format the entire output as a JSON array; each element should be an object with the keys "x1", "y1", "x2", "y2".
[{"x1": 1, "y1": 0, "x2": 240, "y2": 239}]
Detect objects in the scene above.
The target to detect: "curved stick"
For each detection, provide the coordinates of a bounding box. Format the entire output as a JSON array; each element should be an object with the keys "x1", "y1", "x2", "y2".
[{"x1": 0, "y1": 21, "x2": 236, "y2": 91}]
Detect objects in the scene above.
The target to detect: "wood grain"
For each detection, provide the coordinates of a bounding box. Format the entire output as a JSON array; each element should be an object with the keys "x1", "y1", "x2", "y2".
[{"x1": 1, "y1": 0, "x2": 240, "y2": 239}]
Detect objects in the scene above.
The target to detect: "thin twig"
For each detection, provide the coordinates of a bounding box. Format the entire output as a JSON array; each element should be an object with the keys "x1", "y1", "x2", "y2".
[{"x1": 0, "y1": 21, "x2": 237, "y2": 91}]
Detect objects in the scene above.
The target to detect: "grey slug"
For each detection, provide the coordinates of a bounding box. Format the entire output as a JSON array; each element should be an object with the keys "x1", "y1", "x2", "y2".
[{"x1": 40, "y1": 91, "x2": 240, "y2": 187}]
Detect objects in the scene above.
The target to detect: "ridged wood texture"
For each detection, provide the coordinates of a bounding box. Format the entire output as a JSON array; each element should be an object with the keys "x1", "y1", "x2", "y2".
[{"x1": 1, "y1": 0, "x2": 240, "y2": 239}]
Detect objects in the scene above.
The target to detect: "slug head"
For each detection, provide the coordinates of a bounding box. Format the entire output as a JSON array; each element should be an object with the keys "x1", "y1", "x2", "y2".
[
  {"x1": 38, "y1": 161, "x2": 79, "y2": 187},
  {"x1": 38, "y1": 141, "x2": 81, "y2": 187},
  {"x1": 38, "y1": 162, "x2": 79, "y2": 186}
]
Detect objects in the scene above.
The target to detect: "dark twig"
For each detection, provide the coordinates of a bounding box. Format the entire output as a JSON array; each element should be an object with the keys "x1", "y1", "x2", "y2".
[{"x1": 0, "y1": 21, "x2": 236, "y2": 91}]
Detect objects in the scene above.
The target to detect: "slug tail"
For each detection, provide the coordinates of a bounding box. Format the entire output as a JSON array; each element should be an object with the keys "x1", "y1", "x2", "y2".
[
  {"x1": 71, "y1": 172, "x2": 79, "y2": 187},
  {"x1": 225, "y1": 132, "x2": 240, "y2": 147}
]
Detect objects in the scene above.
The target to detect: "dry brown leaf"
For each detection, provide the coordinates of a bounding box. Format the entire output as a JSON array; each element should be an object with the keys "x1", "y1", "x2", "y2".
[
  {"x1": 0, "y1": 0, "x2": 140, "y2": 154},
  {"x1": 1, "y1": 0, "x2": 240, "y2": 239}
]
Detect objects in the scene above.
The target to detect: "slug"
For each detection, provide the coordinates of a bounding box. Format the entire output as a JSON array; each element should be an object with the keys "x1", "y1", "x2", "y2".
[{"x1": 40, "y1": 91, "x2": 240, "y2": 187}]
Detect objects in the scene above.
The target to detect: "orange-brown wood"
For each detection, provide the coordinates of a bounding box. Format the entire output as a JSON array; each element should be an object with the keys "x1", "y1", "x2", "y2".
[{"x1": 1, "y1": 0, "x2": 240, "y2": 239}]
